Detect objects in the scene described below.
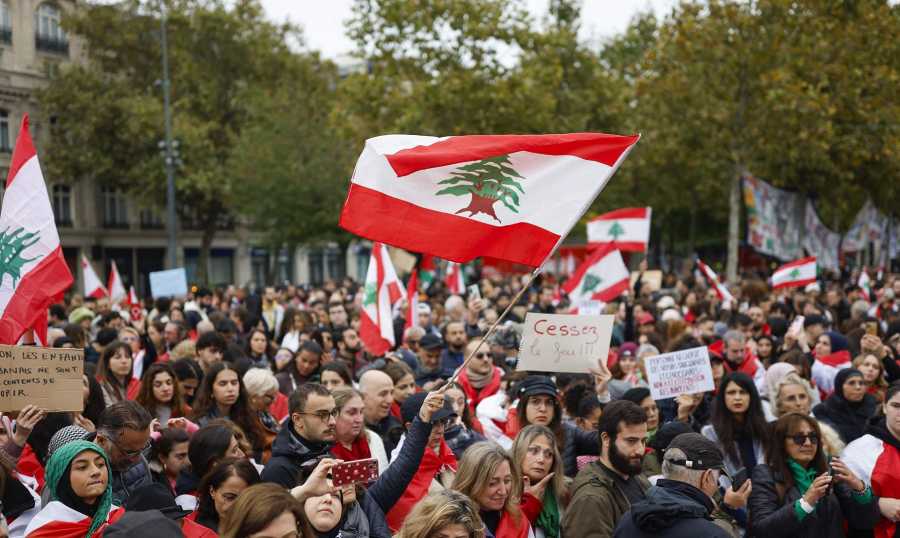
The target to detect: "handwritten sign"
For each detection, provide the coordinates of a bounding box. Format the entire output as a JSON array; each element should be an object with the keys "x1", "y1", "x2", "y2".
[
  {"x1": 0, "y1": 345, "x2": 84, "y2": 412},
  {"x1": 517, "y1": 313, "x2": 614, "y2": 374},
  {"x1": 644, "y1": 346, "x2": 715, "y2": 400},
  {"x1": 150, "y1": 268, "x2": 188, "y2": 298}
]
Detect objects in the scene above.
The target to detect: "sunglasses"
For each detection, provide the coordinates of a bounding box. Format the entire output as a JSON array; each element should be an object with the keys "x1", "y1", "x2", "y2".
[
  {"x1": 474, "y1": 352, "x2": 488, "y2": 359},
  {"x1": 789, "y1": 433, "x2": 819, "y2": 446}
]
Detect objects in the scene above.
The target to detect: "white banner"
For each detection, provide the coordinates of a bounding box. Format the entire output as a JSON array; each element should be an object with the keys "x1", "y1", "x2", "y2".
[
  {"x1": 517, "y1": 313, "x2": 613, "y2": 374},
  {"x1": 742, "y1": 174, "x2": 804, "y2": 261},
  {"x1": 843, "y1": 200, "x2": 888, "y2": 253},
  {"x1": 644, "y1": 346, "x2": 716, "y2": 400},
  {"x1": 803, "y1": 201, "x2": 841, "y2": 273}
]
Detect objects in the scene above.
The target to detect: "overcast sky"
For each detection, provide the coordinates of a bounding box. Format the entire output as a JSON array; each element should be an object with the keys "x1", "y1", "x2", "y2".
[{"x1": 259, "y1": 1, "x2": 681, "y2": 58}]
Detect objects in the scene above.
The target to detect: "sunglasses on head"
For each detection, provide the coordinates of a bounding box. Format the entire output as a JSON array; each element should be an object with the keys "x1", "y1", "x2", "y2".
[{"x1": 789, "y1": 433, "x2": 819, "y2": 446}]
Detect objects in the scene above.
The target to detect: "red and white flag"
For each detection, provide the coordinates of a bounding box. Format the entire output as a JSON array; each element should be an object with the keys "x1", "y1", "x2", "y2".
[
  {"x1": 697, "y1": 259, "x2": 734, "y2": 305},
  {"x1": 128, "y1": 285, "x2": 143, "y2": 323},
  {"x1": 360, "y1": 243, "x2": 405, "y2": 356},
  {"x1": 405, "y1": 269, "x2": 419, "y2": 331},
  {"x1": 562, "y1": 245, "x2": 630, "y2": 305},
  {"x1": 587, "y1": 207, "x2": 652, "y2": 252},
  {"x1": 0, "y1": 115, "x2": 74, "y2": 344},
  {"x1": 445, "y1": 261, "x2": 465, "y2": 294},
  {"x1": 81, "y1": 254, "x2": 106, "y2": 299},
  {"x1": 771, "y1": 256, "x2": 816, "y2": 290},
  {"x1": 107, "y1": 260, "x2": 127, "y2": 303},
  {"x1": 24, "y1": 500, "x2": 124, "y2": 537},
  {"x1": 339, "y1": 133, "x2": 639, "y2": 267}
]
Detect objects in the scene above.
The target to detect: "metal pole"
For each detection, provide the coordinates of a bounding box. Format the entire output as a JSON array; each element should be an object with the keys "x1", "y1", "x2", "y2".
[{"x1": 161, "y1": 0, "x2": 178, "y2": 269}]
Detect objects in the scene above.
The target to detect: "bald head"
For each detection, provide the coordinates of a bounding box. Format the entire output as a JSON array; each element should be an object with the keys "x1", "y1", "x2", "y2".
[{"x1": 359, "y1": 369, "x2": 394, "y2": 424}]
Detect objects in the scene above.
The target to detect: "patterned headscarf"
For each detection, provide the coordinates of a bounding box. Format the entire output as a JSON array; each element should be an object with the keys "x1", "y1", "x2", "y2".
[{"x1": 45, "y1": 440, "x2": 113, "y2": 537}]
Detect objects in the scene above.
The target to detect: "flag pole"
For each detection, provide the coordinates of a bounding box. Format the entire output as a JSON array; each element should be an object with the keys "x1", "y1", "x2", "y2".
[{"x1": 444, "y1": 264, "x2": 543, "y2": 387}]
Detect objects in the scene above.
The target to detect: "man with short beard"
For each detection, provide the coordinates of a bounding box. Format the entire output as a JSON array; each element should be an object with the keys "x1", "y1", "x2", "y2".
[
  {"x1": 336, "y1": 327, "x2": 368, "y2": 377},
  {"x1": 564, "y1": 400, "x2": 650, "y2": 538},
  {"x1": 440, "y1": 321, "x2": 468, "y2": 372}
]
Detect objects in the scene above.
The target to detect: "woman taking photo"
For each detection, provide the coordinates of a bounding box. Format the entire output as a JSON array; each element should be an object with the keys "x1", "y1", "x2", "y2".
[
  {"x1": 748, "y1": 413, "x2": 878, "y2": 537},
  {"x1": 190, "y1": 362, "x2": 269, "y2": 460},
  {"x1": 24, "y1": 440, "x2": 125, "y2": 536},
  {"x1": 96, "y1": 341, "x2": 139, "y2": 406},
  {"x1": 192, "y1": 458, "x2": 261, "y2": 533},
  {"x1": 812, "y1": 368, "x2": 878, "y2": 445},
  {"x1": 452, "y1": 441, "x2": 542, "y2": 538},
  {"x1": 330, "y1": 387, "x2": 389, "y2": 472},
  {"x1": 701, "y1": 372, "x2": 769, "y2": 476},
  {"x1": 511, "y1": 425, "x2": 565, "y2": 538},
  {"x1": 397, "y1": 490, "x2": 485, "y2": 538},
  {"x1": 136, "y1": 363, "x2": 191, "y2": 424}
]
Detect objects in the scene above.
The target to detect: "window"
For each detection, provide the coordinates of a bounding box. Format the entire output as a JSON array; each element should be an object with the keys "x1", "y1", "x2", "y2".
[
  {"x1": 139, "y1": 207, "x2": 163, "y2": 229},
  {"x1": 51, "y1": 184, "x2": 72, "y2": 226},
  {"x1": 0, "y1": 1, "x2": 11, "y2": 44},
  {"x1": 0, "y1": 110, "x2": 9, "y2": 152},
  {"x1": 35, "y1": 3, "x2": 68, "y2": 54},
  {"x1": 101, "y1": 186, "x2": 128, "y2": 228}
]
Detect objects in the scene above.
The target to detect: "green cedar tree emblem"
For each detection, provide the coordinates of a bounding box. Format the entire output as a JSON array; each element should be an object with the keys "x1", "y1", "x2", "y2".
[
  {"x1": 363, "y1": 282, "x2": 377, "y2": 306},
  {"x1": 435, "y1": 155, "x2": 524, "y2": 223},
  {"x1": 0, "y1": 227, "x2": 41, "y2": 287},
  {"x1": 607, "y1": 221, "x2": 625, "y2": 240},
  {"x1": 788, "y1": 268, "x2": 800, "y2": 279},
  {"x1": 581, "y1": 273, "x2": 603, "y2": 294}
]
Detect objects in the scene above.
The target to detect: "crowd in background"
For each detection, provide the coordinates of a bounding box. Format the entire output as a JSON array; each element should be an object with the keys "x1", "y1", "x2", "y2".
[{"x1": 1, "y1": 262, "x2": 899, "y2": 537}]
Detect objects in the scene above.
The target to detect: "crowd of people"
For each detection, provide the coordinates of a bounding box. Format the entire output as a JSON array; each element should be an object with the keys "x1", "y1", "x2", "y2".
[{"x1": 1, "y1": 263, "x2": 899, "y2": 538}]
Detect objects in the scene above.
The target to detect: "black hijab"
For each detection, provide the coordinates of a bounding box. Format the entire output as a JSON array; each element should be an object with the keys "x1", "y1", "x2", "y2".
[{"x1": 813, "y1": 368, "x2": 877, "y2": 444}]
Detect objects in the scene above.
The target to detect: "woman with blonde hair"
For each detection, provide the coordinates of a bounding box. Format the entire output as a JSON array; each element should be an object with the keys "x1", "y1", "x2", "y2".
[
  {"x1": 219, "y1": 482, "x2": 309, "y2": 538},
  {"x1": 773, "y1": 373, "x2": 845, "y2": 456},
  {"x1": 852, "y1": 352, "x2": 888, "y2": 403},
  {"x1": 510, "y1": 425, "x2": 565, "y2": 538},
  {"x1": 452, "y1": 442, "x2": 542, "y2": 538},
  {"x1": 397, "y1": 490, "x2": 486, "y2": 538}
]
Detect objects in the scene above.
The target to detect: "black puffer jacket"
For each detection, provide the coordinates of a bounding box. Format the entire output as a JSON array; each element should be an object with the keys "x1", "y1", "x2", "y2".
[
  {"x1": 110, "y1": 454, "x2": 154, "y2": 505},
  {"x1": 613, "y1": 479, "x2": 731, "y2": 538},
  {"x1": 562, "y1": 421, "x2": 599, "y2": 477},
  {"x1": 748, "y1": 463, "x2": 880, "y2": 538},
  {"x1": 260, "y1": 423, "x2": 332, "y2": 488}
]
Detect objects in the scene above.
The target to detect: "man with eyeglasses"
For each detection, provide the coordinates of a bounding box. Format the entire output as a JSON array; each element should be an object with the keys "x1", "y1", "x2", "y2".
[
  {"x1": 261, "y1": 383, "x2": 337, "y2": 489},
  {"x1": 92, "y1": 401, "x2": 155, "y2": 505}
]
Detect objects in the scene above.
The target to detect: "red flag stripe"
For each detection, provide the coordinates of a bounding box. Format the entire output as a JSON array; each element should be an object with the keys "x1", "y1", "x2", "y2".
[
  {"x1": 5, "y1": 116, "x2": 37, "y2": 189},
  {"x1": 587, "y1": 240, "x2": 647, "y2": 253},
  {"x1": 589, "y1": 207, "x2": 649, "y2": 221},
  {"x1": 776, "y1": 256, "x2": 817, "y2": 270},
  {"x1": 0, "y1": 245, "x2": 73, "y2": 344},
  {"x1": 384, "y1": 133, "x2": 640, "y2": 178}
]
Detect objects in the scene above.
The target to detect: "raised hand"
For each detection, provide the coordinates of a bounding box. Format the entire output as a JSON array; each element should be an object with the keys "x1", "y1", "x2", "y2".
[
  {"x1": 12, "y1": 405, "x2": 47, "y2": 447},
  {"x1": 523, "y1": 472, "x2": 555, "y2": 500},
  {"x1": 418, "y1": 391, "x2": 446, "y2": 422},
  {"x1": 802, "y1": 473, "x2": 832, "y2": 505}
]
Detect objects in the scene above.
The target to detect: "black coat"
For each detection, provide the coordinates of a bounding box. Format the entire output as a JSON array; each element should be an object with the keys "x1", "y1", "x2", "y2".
[
  {"x1": 748, "y1": 463, "x2": 880, "y2": 538},
  {"x1": 260, "y1": 423, "x2": 332, "y2": 489},
  {"x1": 366, "y1": 415, "x2": 404, "y2": 456},
  {"x1": 562, "y1": 422, "x2": 600, "y2": 477},
  {"x1": 613, "y1": 479, "x2": 731, "y2": 538}
]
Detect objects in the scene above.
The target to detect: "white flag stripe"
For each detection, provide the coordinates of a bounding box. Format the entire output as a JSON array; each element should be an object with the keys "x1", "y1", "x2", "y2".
[
  {"x1": 772, "y1": 262, "x2": 816, "y2": 287},
  {"x1": 587, "y1": 217, "x2": 650, "y2": 243},
  {"x1": 567, "y1": 249, "x2": 629, "y2": 305}
]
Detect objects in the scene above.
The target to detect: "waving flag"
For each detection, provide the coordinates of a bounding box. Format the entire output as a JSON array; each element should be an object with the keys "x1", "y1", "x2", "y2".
[
  {"x1": 405, "y1": 269, "x2": 419, "y2": 331},
  {"x1": 339, "y1": 133, "x2": 639, "y2": 267},
  {"x1": 81, "y1": 255, "x2": 106, "y2": 299},
  {"x1": 587, "y1": 207, "x2": 651, "y2": 252},
  {"x1": 697, "y1": 259, "x2": 734, "y2": 306},
  {"x1": 0, "y1": 115, "x2": 74, "y2": 344},
  {"x1": 128, "y1": 286, "x2": 143, "y2": 323},
  {"x1": 445, "y1": 261, "x2": 465, "y2": 294},
  {"x1": 562, "y1": 245, "x2": 630, "y2": 305},
  {"x1": 107, "y1": 260, "x2": 127, "y2": 303},
  {"x1": 771, "y1": 256, "x2": 816, "y2": 290},
  {"x1": 360, "y1": 243, "x2": 405, "y2": 356}
]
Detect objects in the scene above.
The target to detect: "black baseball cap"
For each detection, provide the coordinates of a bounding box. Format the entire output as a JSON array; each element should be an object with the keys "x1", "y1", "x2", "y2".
[
  {"x1": 401, "y1": 392, "x2": 456, "y2": 424},
  {"x1": 517, "y1": 375, "x2": 557, "y2": 399},
  {"x1": 665, "y1": 433, "x2": 726, "y2": 471},
  {"x1": 419, "y1": 333, "x2": 444, "y2": 351}
]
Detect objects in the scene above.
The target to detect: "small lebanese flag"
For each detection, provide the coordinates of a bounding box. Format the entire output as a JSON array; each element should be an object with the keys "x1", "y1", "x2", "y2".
[
  {"x1": 858, "y1": 268, "x2": 872, "y2": 299},
  {"x1": 81, "y1": 254, "x2": 106, "y2": 299},
  {"x1": 360, "y1": 242, "x2": 405, "y2": 356},
  {"x1": 771, "y1": 256, "x2": 817, "y2": 290},
  {"x1": 445, "y1": 261, "x2": 465, "y2": 295},
  {"x1": 405, "y1": 269, "x2": 419, "y2": 331},
  {"x1": 697, "y1": 259, "x2": 734, "y2": 305},
  {"x1": 0, "y1": 115, "x2": 74, "y2": 344},
  {"x1": 562, "y1": 245, "x2": 630, "y2": 304},
  {"x1": 339, "y1": 133, "x2": 639, "y2": 267},
  {"x1": 108, "y1": 260, "x2": 127, "y2": 303},
  {"x1": 128, "y1": 285, "x2": 143, "y2": 322},
  {"x1": 587, "y1": 207, "x2": 652, "y2": 252}
]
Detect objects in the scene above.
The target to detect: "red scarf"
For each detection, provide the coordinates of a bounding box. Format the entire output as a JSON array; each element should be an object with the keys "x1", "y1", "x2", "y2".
[
  {"x1": 495, "y1": 493, "x2": 543, "y2": 538},
  {"x1": 390, "y1": 401, "x2": 402, "y2": 420},
  {"x1": 814, "y1": 349, "x2": 852, "y2": 368},
  {"x1": 459, "y1": 367, "x2": 502, "y2": 412},
  {"x1": 386, "y1": 438, "x2": 458, "y2": 531},
  {"x1": 722, "y1": 349, "x2": 759, "y2": 378},
  {"x1": 269, "y1": 392, "x2": 290, "y2": 422},
  {"x1": 331, "y1": 435, "x2": 372, "y2": 462}
]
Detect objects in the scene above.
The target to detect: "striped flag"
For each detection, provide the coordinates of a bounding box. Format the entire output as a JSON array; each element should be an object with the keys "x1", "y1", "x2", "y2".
[
  {"x1": 587, "y1": 207, "x2": 652, "y2": 252},
  {"x1": 445, "y1": 261, "x2": 465, "y2": 295},
  {"x1": 771, "y1": 256, "x2": 817, "y2": 290},
  {"x1": 82, "y1": 255, "x2": 106, "y2": 299},
  {"x1": 697, "y1": 259, "x2": 734, "y2": 306},
  {"x1": 0, "y1": 115, "x2": 74, "y2": 344},
  {"x1": 339, "y1": 133, "x2": 639, "y2": 267},
  {"x1": 360, "y1": 242, "x2": 405, "y2": 356},
  {"x1": 405, "y1": 269, "x2": 419, "y2": 331},
  {"x1": 107, "y1": 260, "x2": 127, "y2": 303},
  {"x1": 562, "y1": 245, "x2": 630, "y2": 305}
]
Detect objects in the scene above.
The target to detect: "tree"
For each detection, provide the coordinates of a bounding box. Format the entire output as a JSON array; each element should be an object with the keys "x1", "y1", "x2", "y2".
[{"x1": 435, "y1": 155, "x2": 524, "y2": 221}]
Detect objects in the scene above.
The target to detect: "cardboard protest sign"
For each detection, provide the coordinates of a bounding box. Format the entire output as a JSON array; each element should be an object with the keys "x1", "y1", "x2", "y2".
[
  {"x1": 644, "y1": 346, "x2": 715, "y2": 400},
  {"x1": 149, "y1": 268, "x2": 188, "y2": 298},
  {"x1": 517, "y1": 313, "x2": 613, "y2": 374},
  {"x1": 0, "y1": 345, "x2": 84, "y2": 412},
  {"x1": 630, "y1": 270, "x2": 662, "y2": 292}
]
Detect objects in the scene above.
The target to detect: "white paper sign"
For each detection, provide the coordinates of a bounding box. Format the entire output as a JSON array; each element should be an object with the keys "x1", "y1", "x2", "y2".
[
  {"x1": 644, "y1": 346, "x2": 715, "y2": 400},
  {"x1": 517, "y1": 313, "x2": 614, "y2": 374},
  {"x1": 149, "y1": 268, "x2": 189, "y2": 298}
]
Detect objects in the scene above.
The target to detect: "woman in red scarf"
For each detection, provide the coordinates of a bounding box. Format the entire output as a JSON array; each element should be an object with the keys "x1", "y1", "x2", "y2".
[{"x1": 330, "y1": 388, "x2": 389, "y2": 472}]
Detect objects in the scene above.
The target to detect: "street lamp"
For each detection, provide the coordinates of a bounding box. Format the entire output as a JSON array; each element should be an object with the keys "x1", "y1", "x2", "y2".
[{"x1": 160, "y1": 0, "x2": 178, "y2": 269}]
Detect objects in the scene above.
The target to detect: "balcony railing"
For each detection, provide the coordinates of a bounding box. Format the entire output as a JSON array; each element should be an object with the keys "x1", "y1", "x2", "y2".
[
  {"x1": 35, "y1": 35, "x2": 68, "y2": 55},
  {"x1": 0, "y1": 27, "x2": 11, "y2": 45}
]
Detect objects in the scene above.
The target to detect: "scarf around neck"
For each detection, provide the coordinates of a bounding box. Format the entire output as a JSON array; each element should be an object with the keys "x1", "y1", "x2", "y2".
[
  {"x1": 465, "y1": 367, "x2": 493, "y2": 389},
  {"x1": 535, "y1": 487, "x2": 560, "y2": 538},
  {"x1": 787, "y1": 458, "x2": 817, "y2": 495}
]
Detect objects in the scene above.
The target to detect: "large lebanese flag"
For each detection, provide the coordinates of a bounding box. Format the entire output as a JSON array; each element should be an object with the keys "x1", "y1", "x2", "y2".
[
  {"x1": 445, "y1": 261, "x2": 464, "y2": 294},
  {"x1": 771, "y1": 256, "x2": 816, "y2": 290},
  {"x1": 360, "y1": 242, "x2": 405, "y2": 356},
  {"x1": 562, "y1": 245, "x2": 630, "y2": 304},
  {"x1": 696, "y1": 259, "x2": 734, "y2": 306},
  {"x1": 339, "y1": 133, "x2": 639, "y2": 267},
  {"x1": 587, "y1": 207, "x2": 651, "y2": 252},
  {"x1": 0, "y1": 115, "x2": 73, "y2": 344},
  {"x1": 24, "y1": 500, "x2": 124, "y2": 537}
]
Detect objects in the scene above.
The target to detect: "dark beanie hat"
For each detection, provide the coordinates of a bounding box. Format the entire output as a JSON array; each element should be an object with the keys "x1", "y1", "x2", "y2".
[{"x1": 621, "y1": 387, "x2": 652, "y2": 405}]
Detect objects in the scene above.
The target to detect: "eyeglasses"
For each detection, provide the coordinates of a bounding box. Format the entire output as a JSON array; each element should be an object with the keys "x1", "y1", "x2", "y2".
[
  {"x1": 789, "y1": 433, "x2": 819, "y2": 446},
  {"x1": 109, "y1": 436, "x2": 151, "y2": 458},
  {"x1": 298, "y1": 408, "x2": 339, "y2": 421}
]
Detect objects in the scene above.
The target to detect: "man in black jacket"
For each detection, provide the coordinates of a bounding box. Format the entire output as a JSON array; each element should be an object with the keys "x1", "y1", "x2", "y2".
[
  {"x1": 94, "y1": 401, "x2": 155, "y2": 505},
  {"x1": 614, "y1": 433, "x2": 733, "y2": 538},
  {"x1": 261, "y1": 383, "x2": 335, "y2": 488}
]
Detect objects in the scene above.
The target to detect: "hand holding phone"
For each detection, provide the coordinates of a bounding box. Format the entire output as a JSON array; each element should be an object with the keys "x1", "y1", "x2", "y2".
[
  {"x1": 467, "y1": 284, "x2": 481, "y2": 301},
  {"x1": 331, "y1": 458, "x2": 379, "y2": 487}
]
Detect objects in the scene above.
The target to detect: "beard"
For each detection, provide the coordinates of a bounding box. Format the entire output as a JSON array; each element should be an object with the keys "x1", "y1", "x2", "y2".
[{"x1": 609, "y1": 440, "x2": 643, "y2": 476}]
